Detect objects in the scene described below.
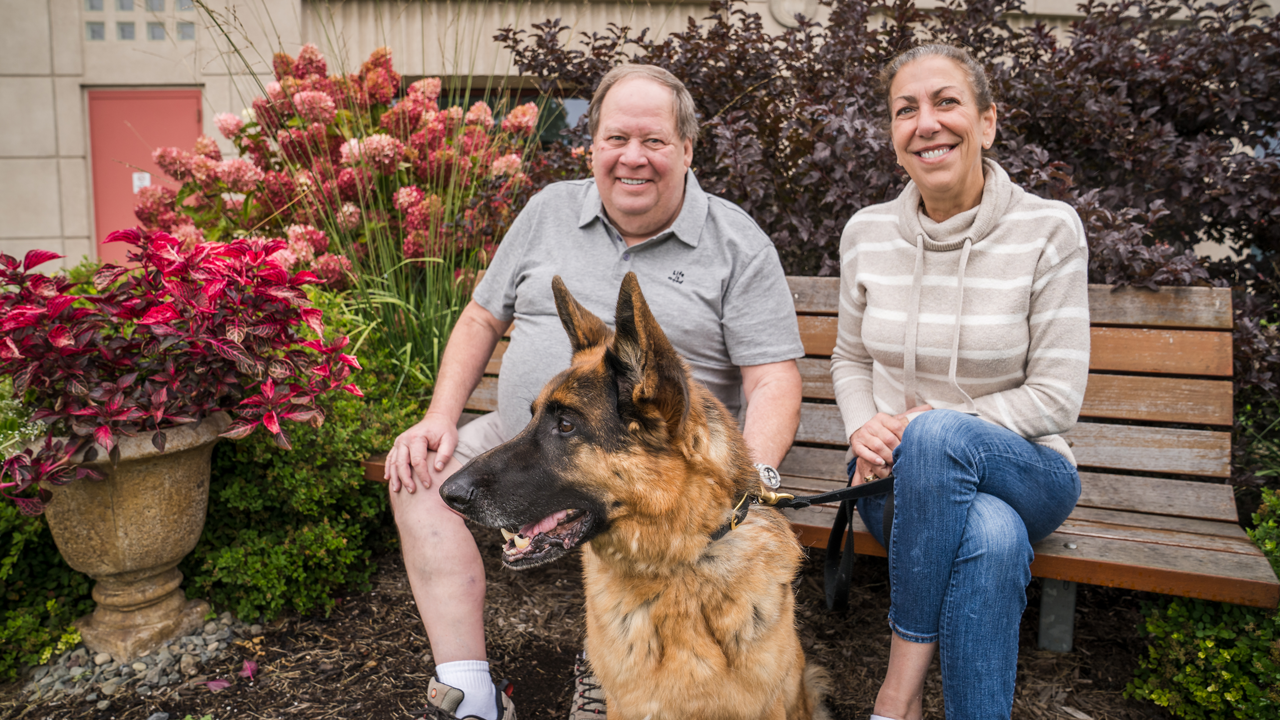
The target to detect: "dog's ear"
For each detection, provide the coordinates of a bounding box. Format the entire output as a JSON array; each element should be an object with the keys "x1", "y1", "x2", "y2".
[
  {"x1": 609, "y1": 272, "x2": 690, "y2": 441},
  {"x1": 553, "y1": 276, "x2": 610, "y2": 354}
]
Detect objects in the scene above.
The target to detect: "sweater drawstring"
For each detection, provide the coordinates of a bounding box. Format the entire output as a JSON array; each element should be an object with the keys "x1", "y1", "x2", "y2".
[
  {"x1": 902, "y1": 237, "x2": 925, "y2": 410},
  {"x1": 948, "y1": 238, "x2": 977, "y2": 414}
]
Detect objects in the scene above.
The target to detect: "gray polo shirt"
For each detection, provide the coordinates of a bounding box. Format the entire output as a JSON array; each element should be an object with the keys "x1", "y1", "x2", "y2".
[{"x1": 472, "y1": 171, "x2": 804, "y2": 438}]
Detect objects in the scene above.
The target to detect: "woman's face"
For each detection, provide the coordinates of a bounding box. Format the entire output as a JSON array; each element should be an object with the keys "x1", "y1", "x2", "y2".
[{"x1": 889, "y1": 56, "x2": 997, "y2": 216}]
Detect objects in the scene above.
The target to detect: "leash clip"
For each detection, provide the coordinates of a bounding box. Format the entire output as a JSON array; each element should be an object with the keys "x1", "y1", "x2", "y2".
[{"x1": 755, "y1": 483, "x2": 794, "y2": 507}]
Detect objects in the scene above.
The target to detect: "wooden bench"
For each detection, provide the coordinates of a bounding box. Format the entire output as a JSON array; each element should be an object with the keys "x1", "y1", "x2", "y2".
[{"x1": 367, "y1": 277, "x2": 1280, "y2": 650}]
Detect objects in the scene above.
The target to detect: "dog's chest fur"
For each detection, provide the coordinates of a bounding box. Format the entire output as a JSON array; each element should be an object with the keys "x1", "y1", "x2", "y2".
[{"x1": 580, "y1": 508, "x2": 808, "y2": 720}]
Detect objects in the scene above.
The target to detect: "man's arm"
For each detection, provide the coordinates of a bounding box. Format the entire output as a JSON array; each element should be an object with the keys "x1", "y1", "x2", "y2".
[
  {"x1": 739, "y1": 359, "x2": 802, "y2": 468},
  {"x1": 385, "y1": 300, "x2": 511, "y2": 492}
]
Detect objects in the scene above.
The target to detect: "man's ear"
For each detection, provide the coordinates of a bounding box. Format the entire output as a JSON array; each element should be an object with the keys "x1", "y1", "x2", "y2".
[
  {"x1": 553, "y1": 276, "x2": 610, "y2": 354},
  {"x1": 610, "y1": 272, "x2": 689, "y2": 442}
]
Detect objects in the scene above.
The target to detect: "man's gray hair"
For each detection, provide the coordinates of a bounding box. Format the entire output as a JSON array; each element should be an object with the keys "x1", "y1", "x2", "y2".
[{"x1": 587, "y1": 64, "x2": 700, "y2": 145}]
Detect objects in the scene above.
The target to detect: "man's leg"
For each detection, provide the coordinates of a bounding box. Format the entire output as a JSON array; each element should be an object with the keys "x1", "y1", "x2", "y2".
[{"x1": 391, "y1": 414, "x2": 507, "y2": 719}]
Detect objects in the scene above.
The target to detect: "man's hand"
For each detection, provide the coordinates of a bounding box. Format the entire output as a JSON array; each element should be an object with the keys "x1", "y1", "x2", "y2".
[
  {"x1": 850, "y1": 405, "x2": 932, "y2": 484},
  {"x1": 385, "y1": 412, "x2": 459, "y2": 493}
]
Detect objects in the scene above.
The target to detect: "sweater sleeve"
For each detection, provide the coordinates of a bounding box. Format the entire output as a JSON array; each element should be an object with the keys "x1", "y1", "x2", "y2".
[
  {"x1": 970, "y1": 210, "x2": 1091, "y2": 438},
  {"x1": 830, "y1": 216, "x2": 882, "y2": 443}
]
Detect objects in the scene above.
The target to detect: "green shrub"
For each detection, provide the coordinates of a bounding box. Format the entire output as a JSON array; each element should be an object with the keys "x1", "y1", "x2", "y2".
[
  {"x1": 0, "y1": 502, "x2": 92, "y2": 681},
  {"x1": 182, "y1": 289, "x2": 425, "y2": 621},
  {"x1": 1126, "y1": 489, "x2": 1280, "y2": 718}
]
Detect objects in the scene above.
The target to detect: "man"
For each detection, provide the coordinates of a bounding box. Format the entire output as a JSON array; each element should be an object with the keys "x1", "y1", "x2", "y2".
[{"x1": 385, "y1": 64, "x2": 804, "y2": 720}]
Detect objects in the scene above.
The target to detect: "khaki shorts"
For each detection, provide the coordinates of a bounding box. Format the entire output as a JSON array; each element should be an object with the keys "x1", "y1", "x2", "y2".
[{"x1": 452, "y1": 412, "x2": 509, "y2": 465}]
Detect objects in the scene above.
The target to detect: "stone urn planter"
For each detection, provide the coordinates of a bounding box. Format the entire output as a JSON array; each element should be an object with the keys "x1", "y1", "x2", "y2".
[{"x1": 40, "y1": 412, "x2": 230, "y2": 661}]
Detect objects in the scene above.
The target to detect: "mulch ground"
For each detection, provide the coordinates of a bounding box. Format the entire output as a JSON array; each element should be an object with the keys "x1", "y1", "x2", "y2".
[{"x1": 1, "y1": 524, "x2": 1172, "y2": 720}]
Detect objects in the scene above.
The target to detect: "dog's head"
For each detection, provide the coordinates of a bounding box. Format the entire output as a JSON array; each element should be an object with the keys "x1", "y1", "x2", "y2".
[{"x1": 441, "y1": 272, "x2": 751, "y2": 570}]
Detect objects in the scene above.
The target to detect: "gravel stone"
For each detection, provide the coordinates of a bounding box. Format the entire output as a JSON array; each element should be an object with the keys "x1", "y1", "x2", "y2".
[
  {"x1": 94, "y1": 652, "x2": 113, "y2": 666},
  {"x1": 96, "y1": 700, "x2": 110, "y2": 711},
  {"x1": 179, "y1": 653, "x2": 200, "y2": 676},
  {"x1": 100, "y1": 679, "x2": 121, "y2": 697},
  {"x1": 131, "y1": 662, "x2": 147, "y2": 673},
  {"x1": 203, "y1": 621, "x2": 219, "y2": 635},
  {"x1": 147, "y1": 713, "x2": 172, "y2": 720}
]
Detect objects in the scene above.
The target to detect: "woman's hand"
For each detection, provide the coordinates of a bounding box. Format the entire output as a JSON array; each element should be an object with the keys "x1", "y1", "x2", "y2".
[{"x1": 850, "y1": 405, "x2": 932, "y2": 484}]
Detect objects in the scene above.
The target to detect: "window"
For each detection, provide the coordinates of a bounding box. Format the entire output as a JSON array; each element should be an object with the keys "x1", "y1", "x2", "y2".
[
  {"x1": 85, "y1": 0, "x2": 104, "y2": 11},
  {"x1": 177, "y1": 0, "x2": 194, "y2": 9},
  {"x1": 117, "y1": 0, "x2": 134, "y2": 10},
  {"x1": 86, "y1": 21, "x2": 105, "y2": 40},
  {"x1": 177, "y1": 21, "x2": 195, "y2": 40},
  {"x1": 147, "y1": 22, "x2": 164, "y2": 40},
  {"x1": 118, "y1": 21, "x2": 135, "y2": 40},
  {"x1": 146, "y1": 0, "x2": 164, "y2": 10}
]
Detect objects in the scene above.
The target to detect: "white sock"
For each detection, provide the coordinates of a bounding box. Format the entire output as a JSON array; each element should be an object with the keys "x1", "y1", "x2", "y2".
[
  {"x1": 870, "y1": 715, "x2": 896, "y2": 720},
  {"x1": 435, "y1": 660, "x2": 497, "y2": 720}
]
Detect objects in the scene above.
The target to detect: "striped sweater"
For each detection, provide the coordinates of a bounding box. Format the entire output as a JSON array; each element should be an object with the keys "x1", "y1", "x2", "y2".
[{"x1": 830, "y1": 159, "x2": 1090, "y2": 463}]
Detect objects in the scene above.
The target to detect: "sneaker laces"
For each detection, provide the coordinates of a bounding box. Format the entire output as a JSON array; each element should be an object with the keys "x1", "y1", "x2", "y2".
[{"x1": 572, "y1": 654, "x2": 607, "y2": 715}]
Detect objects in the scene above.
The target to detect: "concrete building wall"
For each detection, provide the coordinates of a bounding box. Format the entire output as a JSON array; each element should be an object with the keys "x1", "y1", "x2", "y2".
[{"x1": 3, "y1": 0, "x2": 1276, "y2": 267}]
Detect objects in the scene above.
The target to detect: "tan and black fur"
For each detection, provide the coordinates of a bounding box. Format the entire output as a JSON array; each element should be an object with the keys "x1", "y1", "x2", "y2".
[{"x1": 441, "y1": 273, "x2": 829, "y2": 720}]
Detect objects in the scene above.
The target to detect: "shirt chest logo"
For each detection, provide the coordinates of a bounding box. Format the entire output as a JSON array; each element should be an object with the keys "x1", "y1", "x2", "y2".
[{"x1": 668, "y1": 270, "x2": 685, "y2": 284}]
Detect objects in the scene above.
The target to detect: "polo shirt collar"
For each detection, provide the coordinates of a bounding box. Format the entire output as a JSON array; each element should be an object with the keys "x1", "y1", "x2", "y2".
[{"x1": 578, "y1": 170, "x2": 709, "y2": 248}]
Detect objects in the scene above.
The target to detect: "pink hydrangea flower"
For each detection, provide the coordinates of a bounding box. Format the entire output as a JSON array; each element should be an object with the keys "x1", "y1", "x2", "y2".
[
  {"x1": 193, "y1": 135, "x2": 222, "y2": 161},
  {"x1": 408, "y1": 78, "x2": 442, "y2": 104},
  {"x1": 189, "y1": 154, "x2": 220, "y2": 190},
  {"x1": 217, "y1": 158, "x2": 264, "y2": 194},
  {"x1": 266, "y1": 81, "x2": 286, "y2": 101},
  {"x1": 294, "y1": 43, "x2": 328, "y2": 79},
  {"x1": 336, "y1": 202, "x2": 362, "y2": 231},
  {"x1": 490, "y1": 153, "x2": 522, "y2": 176},
  {"x1": 394, "y1": 186, "x2": 426, "y2": 213},
  {"x1": 293, "y1": 90, "x2": 336, "y2": 125},
  {"x1": 215, "y1": 113, "x2": 246, "y2": 140},
  {"x1": 356, "y1": 135, "x2": 406, "y2": 175},
  {"x1": 363, "y1": 68, "x2": 398, "y2": 106},
  {"x1": 153, "y1": 147, "x2": 194, "y2": 182},
  {"x1": 287, "y1": 224, "x2": 329, "y2": 254},
  {"x1": 464, "y1": 101, "x2": 494, "y2": 130},
  {"x1": 338, "y1": 138, "x2": 363, "y2": 166},
  {"x1": 501, "y1": 102, "x2": 539, "y2": 135},
  {"x1": 172, "y1": 222, "x2": 205, "y2": 246},
  {"x1": 134, "y1": 185, "x2": 178, "y2": 230},
  {"x1": 440, "y1": 106, "x2": 464, "y2": 132},
  {"x1": 312, "y1": 253, "x2": 353, "y2": 288},
  {"x1": 270, "y1": 246, "x2": 300, "y2": 270},
  {"x1": 286, "y1": 233, "x2": 316, "y2": 267},
  {"x1": 403, "y1": 230, "x2": 429, "y2": 260}
]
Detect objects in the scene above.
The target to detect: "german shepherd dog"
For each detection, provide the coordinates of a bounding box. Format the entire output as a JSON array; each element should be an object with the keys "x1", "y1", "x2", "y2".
[{"x1": 441, "y1": 273, "x2": 829, "y2": 720}]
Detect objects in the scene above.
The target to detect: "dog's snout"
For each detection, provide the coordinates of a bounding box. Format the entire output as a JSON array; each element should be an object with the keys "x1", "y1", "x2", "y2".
[{"x1": 439, "y1": 475, "x2": 477, "y2": 513}]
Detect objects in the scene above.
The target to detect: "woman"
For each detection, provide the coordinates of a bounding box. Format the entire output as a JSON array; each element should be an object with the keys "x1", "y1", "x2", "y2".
[{"x1": 831, "y1": 44, "x2": 1089, "y2": 719}]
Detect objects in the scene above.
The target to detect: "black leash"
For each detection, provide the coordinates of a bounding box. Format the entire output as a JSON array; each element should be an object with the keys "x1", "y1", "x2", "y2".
[{"x1": 721, "y1": 473, "x2": 895, "y2": 614}]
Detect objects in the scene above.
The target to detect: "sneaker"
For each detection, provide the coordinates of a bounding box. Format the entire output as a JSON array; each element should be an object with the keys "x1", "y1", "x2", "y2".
[
  {"x1": 413, "y1": 677, "x2": 516, "y2": 720},
  {"x1": 568, "y1": 652, "x2": 607, "y2": 719}
]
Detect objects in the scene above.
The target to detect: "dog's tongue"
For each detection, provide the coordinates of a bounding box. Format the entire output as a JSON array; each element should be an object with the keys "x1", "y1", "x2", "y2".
[{"x1": 521, "y1": 510, "x2": 570, "y2": 538}]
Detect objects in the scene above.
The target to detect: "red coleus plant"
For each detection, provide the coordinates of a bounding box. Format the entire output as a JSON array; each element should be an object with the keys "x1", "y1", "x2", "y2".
[{"x1": 0, "y1": 228, "x2": 362, "y2": 516}]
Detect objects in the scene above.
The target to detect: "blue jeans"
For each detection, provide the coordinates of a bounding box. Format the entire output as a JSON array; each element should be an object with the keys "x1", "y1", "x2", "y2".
[{"x1": 855, "y1": 410, "x2": 1080, "y2": 719}]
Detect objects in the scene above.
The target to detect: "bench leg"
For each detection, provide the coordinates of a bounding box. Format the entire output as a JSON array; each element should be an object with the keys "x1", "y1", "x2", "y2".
[{"x1": 1038, "y1": 579, "x2": 1077, "y2": 653}]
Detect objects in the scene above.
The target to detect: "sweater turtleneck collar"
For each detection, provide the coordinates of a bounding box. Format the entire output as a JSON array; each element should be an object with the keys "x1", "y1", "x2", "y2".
[{"x1": 897, "y1": 158, "x2": 1015, "y2": 252}]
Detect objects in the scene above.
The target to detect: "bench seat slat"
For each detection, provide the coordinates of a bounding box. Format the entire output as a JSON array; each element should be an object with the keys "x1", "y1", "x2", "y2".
[
  {"x1": 1065, "y1": 423, "x2": 1232, "y2": 478},
  {"x1": 776, "y1": 451, "x2": 1238, "y2": 521},
  {"x1": 784, "y1": 280, "x2": 1233, "y2": 330},
  {"x1": 777, "y1": 505, "x2": 1279, "y2": 608},
  {"x1": 1062, "y1": 508, "x2": 1251, "y2": 545}
]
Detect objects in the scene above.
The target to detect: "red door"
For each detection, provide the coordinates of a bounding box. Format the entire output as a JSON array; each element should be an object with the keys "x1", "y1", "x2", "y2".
[{"x1": 88, "y1": 89, "x2": 203, "y2": 265}]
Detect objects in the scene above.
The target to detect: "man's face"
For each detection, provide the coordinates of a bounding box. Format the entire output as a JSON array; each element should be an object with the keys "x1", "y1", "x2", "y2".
[{"x1": 591, "y1": 77, "x2": 694, "y2": 243}]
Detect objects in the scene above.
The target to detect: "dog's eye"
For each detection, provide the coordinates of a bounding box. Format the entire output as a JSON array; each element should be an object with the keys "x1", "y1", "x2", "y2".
[{"x1": 558, "y1": 418, "x2": 575, "y2": 434}]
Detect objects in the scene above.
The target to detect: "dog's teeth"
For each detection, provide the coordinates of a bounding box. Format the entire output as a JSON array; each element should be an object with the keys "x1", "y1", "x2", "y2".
[
  {"x1": 513, "y1": 534, "x2": 531, "y2": 549},
  {"x1": 501, "y1": 528, "x2": 515, "y2": 542}
]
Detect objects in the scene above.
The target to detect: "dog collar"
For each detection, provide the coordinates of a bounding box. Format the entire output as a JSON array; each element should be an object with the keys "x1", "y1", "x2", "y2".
[{"x1": 710, "y1": 491, "x2": 753, "y2": 542}]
